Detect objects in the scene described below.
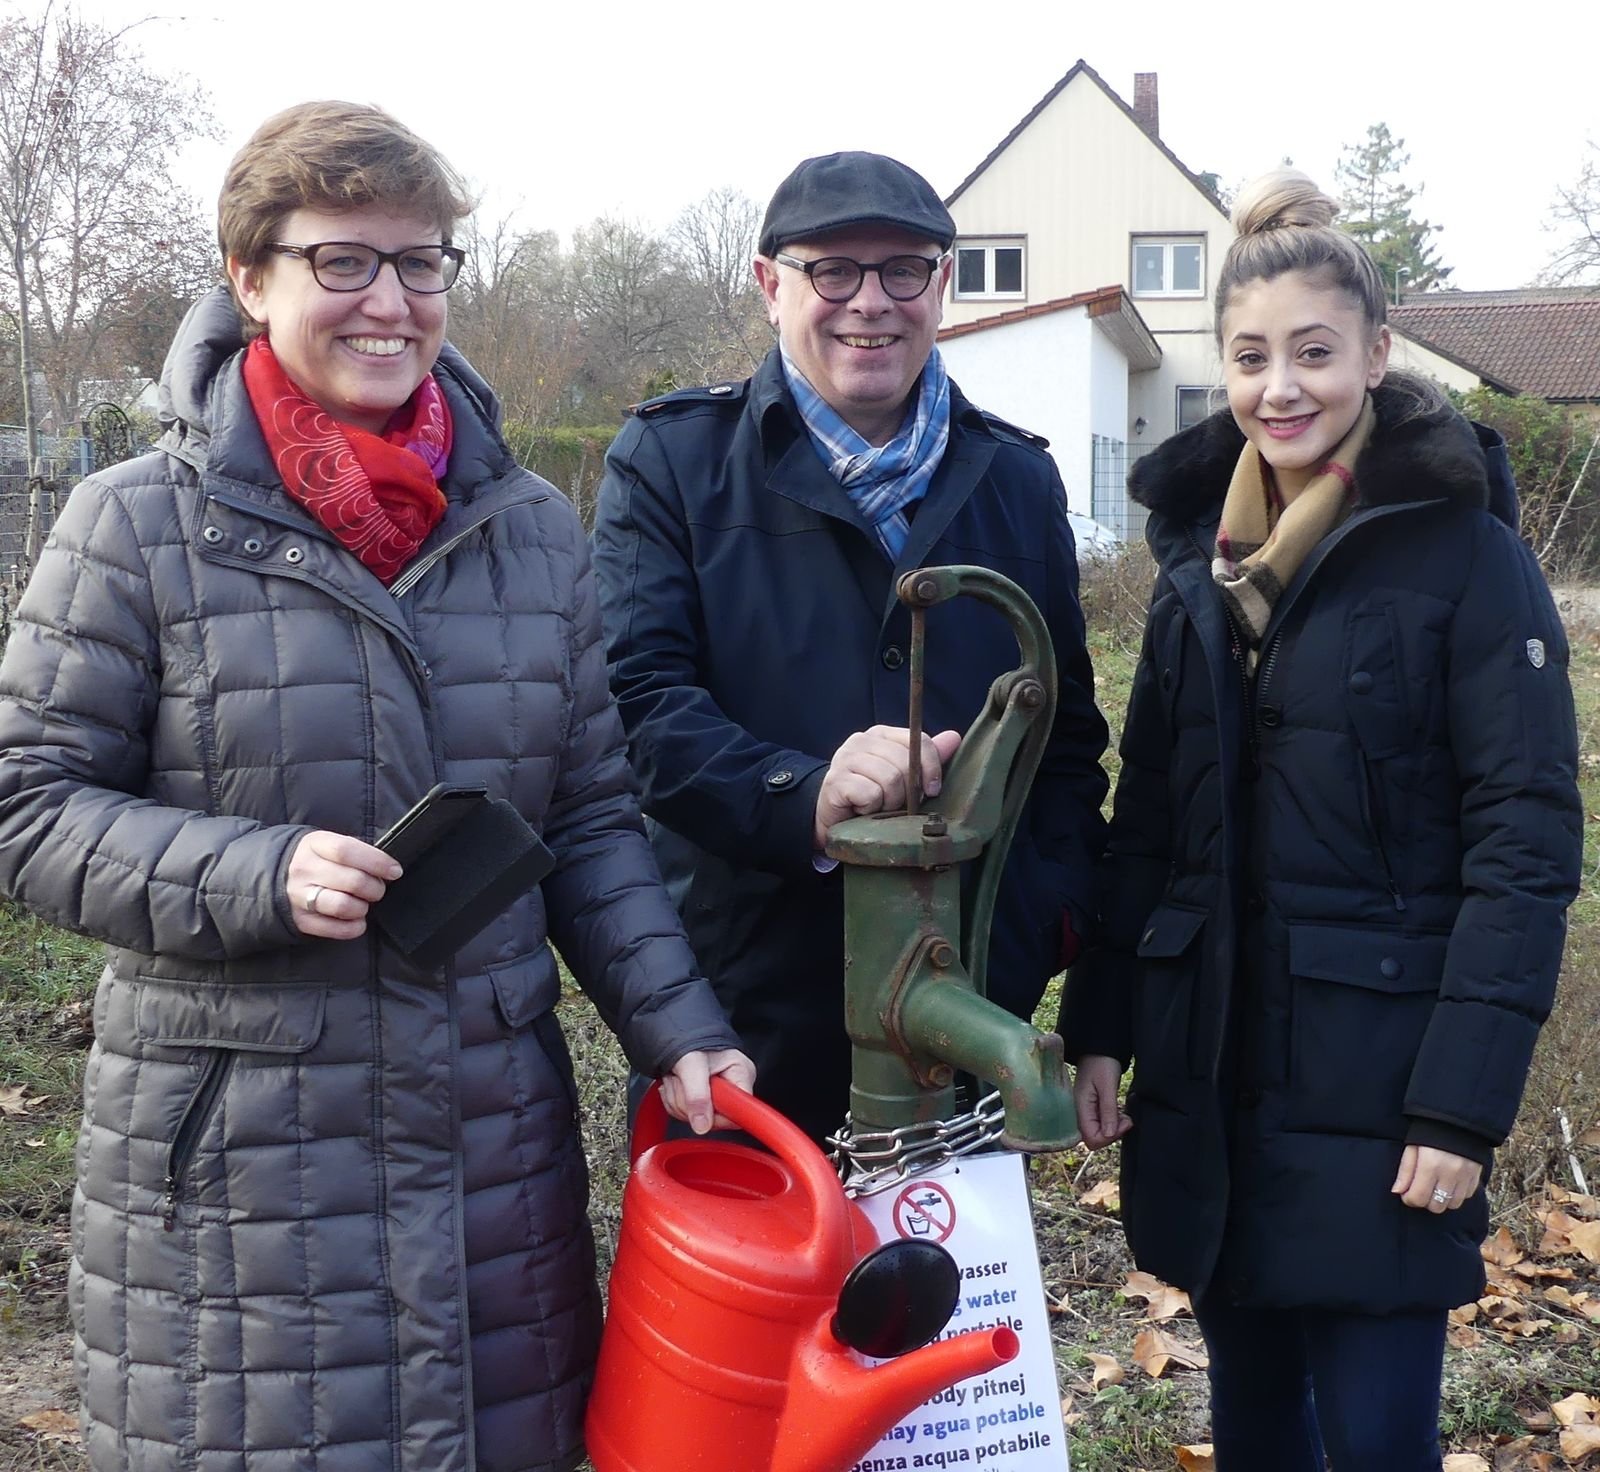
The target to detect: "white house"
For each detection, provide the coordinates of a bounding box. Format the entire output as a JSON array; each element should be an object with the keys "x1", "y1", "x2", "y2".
[{"x1": 934, "y1": 61, "x2": 1469, "y2": 535}]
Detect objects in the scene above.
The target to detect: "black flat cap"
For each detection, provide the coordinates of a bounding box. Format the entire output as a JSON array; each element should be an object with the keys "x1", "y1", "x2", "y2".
[{"x1": 758, "y1": 151, "x2": 956, "y2": 257}]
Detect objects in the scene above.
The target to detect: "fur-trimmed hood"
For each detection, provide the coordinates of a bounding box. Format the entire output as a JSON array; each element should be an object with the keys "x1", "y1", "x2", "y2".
[{"x1": 1130, "y1": 379, "x2": 1515, "y2": 531}]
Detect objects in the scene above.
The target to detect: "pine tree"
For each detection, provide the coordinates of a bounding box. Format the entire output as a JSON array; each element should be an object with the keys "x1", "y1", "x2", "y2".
[{"x1": 1335, "y1": 124, "x2": 1452, "y2": 296}]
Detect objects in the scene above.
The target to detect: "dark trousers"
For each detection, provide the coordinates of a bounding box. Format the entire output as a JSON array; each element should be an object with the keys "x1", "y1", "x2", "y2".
[{"x1": 1194, "y1": 1298, "x2": 1447, "y2": 1471}]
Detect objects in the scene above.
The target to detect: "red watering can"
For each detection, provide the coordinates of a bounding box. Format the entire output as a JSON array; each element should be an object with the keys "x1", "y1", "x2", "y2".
[{"x1": 585, "y1": 1078, "x2": 1019, "y2": 1472}]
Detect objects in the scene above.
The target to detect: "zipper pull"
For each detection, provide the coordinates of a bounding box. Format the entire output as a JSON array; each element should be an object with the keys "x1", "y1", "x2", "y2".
[
  {"x1": 162, "y1": 1179, "x2": 179, "y2": 1232},
  {"x1": 1389, "y1": 881, "x2": 1407, "y2": 913}
]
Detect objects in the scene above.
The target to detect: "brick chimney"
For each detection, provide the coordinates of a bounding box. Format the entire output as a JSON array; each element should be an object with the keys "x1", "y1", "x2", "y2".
[{"x1": 1133, "y1": 73, "x2": 1159, "y2": 140}]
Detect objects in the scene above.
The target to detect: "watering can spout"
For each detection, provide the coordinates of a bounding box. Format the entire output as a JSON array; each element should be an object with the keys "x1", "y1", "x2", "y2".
[{"x1": 770, "y1": 1319, "x2": 1020, "y2": 1472}]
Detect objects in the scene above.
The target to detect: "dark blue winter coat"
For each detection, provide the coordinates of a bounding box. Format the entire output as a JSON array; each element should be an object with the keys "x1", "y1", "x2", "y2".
[
  {"x1": 1061, "y1": 381, "x2": 1582, "y2": 1313},
  {"x1": 593, "y1": 349, "x2": 1109, "y2": 1142}
]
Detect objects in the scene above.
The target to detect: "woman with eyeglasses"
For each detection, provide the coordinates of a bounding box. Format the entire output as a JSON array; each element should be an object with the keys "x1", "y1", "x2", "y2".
[{"x1": 0, "y1": 100, "x2": 751, "y2": 1472}]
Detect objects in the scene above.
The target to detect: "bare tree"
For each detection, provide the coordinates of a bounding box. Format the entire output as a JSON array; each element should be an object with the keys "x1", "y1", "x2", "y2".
[
  {"x1": 450, "y1": 214, "x2": 589, "y2": 430},
  {"x1": 1542, "y1": 143, "x2": 1600, "y2": 287},
  {"x1": 668, "y1": 186, "x2": 769, "y2": 383},
  {"x1": 0, "y1": 3, "x2": 216, "y2": 477}
]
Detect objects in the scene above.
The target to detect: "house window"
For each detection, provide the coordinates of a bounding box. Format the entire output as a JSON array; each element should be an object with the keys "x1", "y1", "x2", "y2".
[
  {"x1": 1131, "y1": 236, "x2": 1205, "y2": 297},
  {"x1": 1176, "y1": 386, "x2": 1228, "y2": 431},
  {"x1": 953, "y1": 238, "x2": 1026, "y2": 300}
]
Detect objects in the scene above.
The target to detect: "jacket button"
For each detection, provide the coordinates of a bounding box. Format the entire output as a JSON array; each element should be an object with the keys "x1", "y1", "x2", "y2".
[
  {"x1": 1141, "y1": 926, "x2": 1156, "y2": 947},
  {"x1": 1245, "y1": 891, "x2": 1266, "y2": 915},
  {"x1": 243, "y1": 537, "x2": 264, "y2": 556},
  {"x1": 709, "y1": 384, "x2": 734, "y2": 396},
  {"x1": 881, "y1": 646, "x2": 904, "y2": 670},
  {"x1": 284, "y1": 546, "x2": 305, "y2": 564},
  {"x1": 1349, "y1": 671, "x2": 1374, "y2": 694},
  {"x1": 1160, "y1": 668, "x2": 1175, "y2": 692},
  {"x1": 1258, "y1": 704, "x2": 1283, "y2": 728},
  {"x1": 201, "y1": 525, "x2": 224, "y2": 544},
  {"x1": 766, "y1": 769, "x2": 794, "y2": 789},
  {"x1": 1380, "y1": 957, "x2": 1403, "y2": 980}
]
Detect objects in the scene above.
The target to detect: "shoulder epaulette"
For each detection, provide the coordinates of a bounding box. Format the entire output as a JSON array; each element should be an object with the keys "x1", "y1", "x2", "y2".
[
  {"x1": 976, "y1": 408, "x2": 1050, "y2": 450},
  {"x1": 629, "y1": 380, "x2": 749, "y2": 417}
]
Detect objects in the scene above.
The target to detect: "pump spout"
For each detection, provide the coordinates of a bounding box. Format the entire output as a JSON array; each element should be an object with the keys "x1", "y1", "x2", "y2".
[
  {"x1": 770, "y1": 1318, "x2": 1019, "y2": 1472},
  {"x1": 898, "y1": 975, "x2": 1077, "y2": 1152}
]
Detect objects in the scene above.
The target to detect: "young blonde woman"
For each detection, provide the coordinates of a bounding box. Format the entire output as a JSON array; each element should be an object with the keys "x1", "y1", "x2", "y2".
[{"x1": 1063, "y1": 170, "x2": 1582, "y2": 1469}]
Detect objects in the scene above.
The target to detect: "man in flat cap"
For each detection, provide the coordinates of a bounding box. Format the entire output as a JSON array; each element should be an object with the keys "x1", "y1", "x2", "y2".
[{"x1": 593, "y1": 151, "x2": 1108, "y2": 1143}]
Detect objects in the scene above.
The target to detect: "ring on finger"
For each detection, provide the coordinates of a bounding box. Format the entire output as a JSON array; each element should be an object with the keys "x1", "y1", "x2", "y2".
[
  {"x1": 305, "y1": 884, "x2": 325, "y2": 916},
  {"x1": 1430, "y1": 1186, "x2": 1453, "y2": 1206}
]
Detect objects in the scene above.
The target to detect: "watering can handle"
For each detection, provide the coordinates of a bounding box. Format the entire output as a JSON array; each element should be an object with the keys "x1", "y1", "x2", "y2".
[{"x1": 630, "y1": 1077, "x2": 854, "y2": 1267}]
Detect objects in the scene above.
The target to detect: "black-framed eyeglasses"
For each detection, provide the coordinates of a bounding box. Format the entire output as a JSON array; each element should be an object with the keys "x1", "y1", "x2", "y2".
[
  {"x1": 774, "y1": 251, "x2": 943, "y2": 303},
  {"x1": 267, "y1": 241, "x2": 465, "y2": 294}
]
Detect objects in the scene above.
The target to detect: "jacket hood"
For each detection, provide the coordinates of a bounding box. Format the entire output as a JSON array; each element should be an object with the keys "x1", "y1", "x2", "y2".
[
  {"x1": 157, "y1": 285, "x2": 515, "y2": 496},
  {"x1": 1130, "y1": 378, "x2": 1514, "y2": 530}
]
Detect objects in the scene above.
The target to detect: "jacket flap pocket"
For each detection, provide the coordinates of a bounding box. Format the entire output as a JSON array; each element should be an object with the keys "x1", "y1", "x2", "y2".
[
  {"x1": 134, "y1": 978, "x2": 327, "y2": 1053},
  {"x1": 1288, "y1": 925, "x2": 1445, "y2": 994},
  {"x1": 487, "y1": 947, "x2": 560, "y2": 1032},
  {"x1": 1135, "y1": 903, "x2": 1208, "y2": 959}
]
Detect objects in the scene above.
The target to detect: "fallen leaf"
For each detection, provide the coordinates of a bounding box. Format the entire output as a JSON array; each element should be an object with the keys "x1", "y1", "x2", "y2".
[
  {"x1": 1447, "y1": 1322, "x2": 1483, "y2": 1351},
  {"x1": 1566, "y1": 1219, "x2": 1600, "y2": 1263},
  {"x1": 1442, "y1": 1455, "x2": 1490, "y2": 1471},
  {"x1": 1079, "y1": 1178, "x2": 1120, "y2": 1211},
  {"x1": 1578, "y1": 1126, "x2": 1600, "y2": 1149},
  {"x1": 1451, "y1": 1303, "x2": 1480, "y2": 1324},
  {"x1": 1122, "y1": 1270, "x2": 1193, "y2": 1321},
  {"x1": 1554, "y1": 1323, "x2": 1580, "y2": 1344},
  {"x1": 1551, "y1": 1392, "x2": 1600, "y2": 1428},
  {"x1": 17, "y1": 1408, "x2": 79, "y2": 1442},
  {"x1": 0, "y1": 1084, "x2": 44, "y2": 1117},
  {"x1": 1559, "y1": 1424, "x2": 1600, "y2": 1459},
  {"x1": 1521, "y1": 1409, "x2": 1557, "y2": 1433},
  {"x1": 1132, "y1": 1326, "x2": 1208, "y2": 1378},
  {"x1": 1482, "y1": 1227, "x2": 1524, "y2": 1268},
  {"x1": 1086, "y1": 1353, "x2": 1124, "y2": 1389},
  {"x1": 1175, "y1": 1444, "x2": 1215, "y2": 1471}
]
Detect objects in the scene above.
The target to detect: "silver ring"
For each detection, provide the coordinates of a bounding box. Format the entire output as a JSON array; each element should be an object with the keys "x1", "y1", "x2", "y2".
[
  {"x1": 305, "y1": 884, "x2": 324, "y2": 916},
  {"x1": 1431, "y1": 1186, "x2": 1452, "y2": 1205}
]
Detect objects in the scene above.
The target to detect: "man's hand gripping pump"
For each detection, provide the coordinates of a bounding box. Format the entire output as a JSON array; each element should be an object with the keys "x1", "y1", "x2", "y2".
[{"x1": 825, "y1": 565, "x2": 1079, "y2": 1171}]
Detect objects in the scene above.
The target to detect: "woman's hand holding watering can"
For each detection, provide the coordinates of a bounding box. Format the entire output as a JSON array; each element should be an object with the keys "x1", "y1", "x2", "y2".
[{"x1": 662, "y1": 1049, "x2": 758, "y2": 1134}]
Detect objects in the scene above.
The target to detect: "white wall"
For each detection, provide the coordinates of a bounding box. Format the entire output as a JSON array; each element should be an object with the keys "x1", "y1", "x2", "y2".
[
  {"x1": 939, "y1": 308, "x2": 1103, "y2": 514},
  {"x1": 943, "y1": 68, "x2": 1232, "y2": 447}
]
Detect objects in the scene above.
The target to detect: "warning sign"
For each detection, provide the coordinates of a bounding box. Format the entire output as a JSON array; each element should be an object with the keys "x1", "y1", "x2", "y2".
[
  {"x1": 849, "y1": 1153, "x2": 1069, "y2": 1471},
  {"x1": 892, "y1": 1180, "x2": 957, "y2": 1243}
]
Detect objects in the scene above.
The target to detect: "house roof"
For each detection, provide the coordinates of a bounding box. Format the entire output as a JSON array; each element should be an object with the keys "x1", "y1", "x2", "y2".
[
  {"x1": 944, "y1": 59, "x2": 1228, "y2": 220},
  {"x1": 1389, "y1": 292, "x2": 1600, "y2": 402},
  {"x1": 938, "y1": 285, "x2": 1162, "y2": 371}
]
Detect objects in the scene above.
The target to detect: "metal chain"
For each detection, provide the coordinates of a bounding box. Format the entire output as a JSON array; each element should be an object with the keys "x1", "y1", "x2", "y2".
[{"x1": 828, "y1": 1090, "x2": 1007, "y2": 1198}]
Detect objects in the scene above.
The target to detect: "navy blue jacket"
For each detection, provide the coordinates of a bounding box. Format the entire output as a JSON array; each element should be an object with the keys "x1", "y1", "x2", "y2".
[
  {"x1": 594, "y1": 349, "x2": 1108, "y2": 1141},
  {"x1": 1062, "y1": 382, "x2": 1582, "y2": 1313}
]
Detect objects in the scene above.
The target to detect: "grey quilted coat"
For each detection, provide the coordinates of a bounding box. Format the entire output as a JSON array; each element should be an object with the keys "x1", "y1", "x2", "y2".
[{"x1": 0, "y1": 288, "x2": 740, "y2": 1472}]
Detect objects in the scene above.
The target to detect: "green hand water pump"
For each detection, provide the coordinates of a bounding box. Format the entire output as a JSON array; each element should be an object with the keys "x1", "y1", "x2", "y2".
[{"x1": 824, "y1": 565, "x2": 1079, "y2": 1152}]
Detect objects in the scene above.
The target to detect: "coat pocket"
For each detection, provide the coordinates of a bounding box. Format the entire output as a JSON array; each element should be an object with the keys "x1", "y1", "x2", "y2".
[
  {"x1": 1343, "y1": 606, "x2": 1409, "y2": 758},
  {"x1": 1131, "y1": 902, "x2": 1208, "y2": 1102},
  {"x1": 1284, "y1": 924, "x2": 1445, "y2": 1137},
  {"x1": 129, "y1": 977, "x2": 330, "y2": 1226}
]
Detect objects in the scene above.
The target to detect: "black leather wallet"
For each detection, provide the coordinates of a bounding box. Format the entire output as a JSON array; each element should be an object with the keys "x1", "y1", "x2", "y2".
[{"x1": 370, "y1": 784, "x2": 556, "y2": 968}]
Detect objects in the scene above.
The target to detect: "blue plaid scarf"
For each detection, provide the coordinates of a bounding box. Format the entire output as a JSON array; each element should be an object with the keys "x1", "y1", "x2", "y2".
[{"x1": 780, "y1": 345, "x2": 952, "y2": 560}]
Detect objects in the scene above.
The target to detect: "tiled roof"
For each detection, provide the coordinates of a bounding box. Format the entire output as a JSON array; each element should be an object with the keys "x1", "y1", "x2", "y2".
[
  {"x1": 938, "y1": 285, "x2": 1124, "y2": 339},
  {"x1": 1389, "y1": 293, "x2": 1600, "y2": 401}
]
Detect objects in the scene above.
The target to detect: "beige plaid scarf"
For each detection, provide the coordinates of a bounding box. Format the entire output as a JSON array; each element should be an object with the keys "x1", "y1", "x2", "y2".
[{"x1": 1213, "y1": 396, "x2": 1375, "y2": 660}]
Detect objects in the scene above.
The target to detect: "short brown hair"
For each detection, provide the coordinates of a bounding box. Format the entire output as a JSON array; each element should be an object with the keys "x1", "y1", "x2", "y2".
[{"x1": 218, "y1": 100, "x2": 472, "y2": 300}]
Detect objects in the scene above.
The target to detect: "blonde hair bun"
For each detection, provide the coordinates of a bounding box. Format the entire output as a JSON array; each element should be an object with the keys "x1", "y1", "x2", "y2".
[{"x1": 1231, "y1": 169, "x2": 1340, "y2": 236}]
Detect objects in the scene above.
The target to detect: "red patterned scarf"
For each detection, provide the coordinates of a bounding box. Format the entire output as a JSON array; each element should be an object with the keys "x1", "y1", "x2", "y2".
[{"x1": 241, "y1": 337, "x2": 451, "y2": 585}]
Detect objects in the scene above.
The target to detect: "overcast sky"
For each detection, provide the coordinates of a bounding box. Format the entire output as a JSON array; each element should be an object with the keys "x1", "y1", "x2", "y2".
[{"x1": 72, "y1": 0, "x2": 1600, "y2": 293}]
